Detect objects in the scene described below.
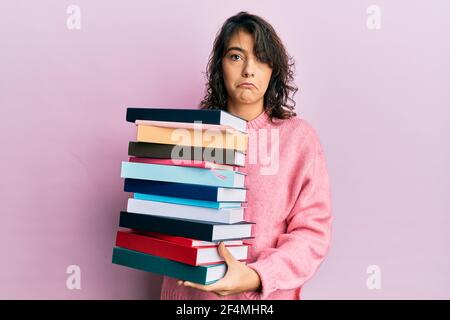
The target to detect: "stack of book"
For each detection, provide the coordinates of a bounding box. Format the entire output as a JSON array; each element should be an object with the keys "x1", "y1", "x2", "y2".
[{"x1": 112, "y1": 108, "x2": 255, "y2": 285}]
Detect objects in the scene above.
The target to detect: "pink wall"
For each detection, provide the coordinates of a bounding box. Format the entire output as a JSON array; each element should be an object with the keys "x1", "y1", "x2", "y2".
[{"x1": 0, "y1": 0, "x2": 449, "y2": 299}]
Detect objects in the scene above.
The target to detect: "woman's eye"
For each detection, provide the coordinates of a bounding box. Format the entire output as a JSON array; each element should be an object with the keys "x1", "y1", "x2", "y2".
[{"x1": 230, "y1": 54, "x2": 242, "y2": 61}]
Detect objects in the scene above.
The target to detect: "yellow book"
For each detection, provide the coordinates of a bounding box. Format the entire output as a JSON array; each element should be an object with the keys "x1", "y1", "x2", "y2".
[{"x1": 136, "y1": 125, "x2": 248, "y2": 153}]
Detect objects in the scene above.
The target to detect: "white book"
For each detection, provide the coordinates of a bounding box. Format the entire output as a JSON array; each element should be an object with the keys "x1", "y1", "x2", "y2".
[
  {"x1": 193, "y1": 240, "x2": 243, "y2": 246},
  {"x1": 127, "y1": 198, "x2": 244, "y2": 224},
  {"x1": 196, "y1": 245, "x2": 249, "y2": 264},
  {"x1": 216, "y1": 187, "x2": 247, "y2": 202},
  {"x1": 212, "y1": 223, "x2": 253, "y2": 242}
]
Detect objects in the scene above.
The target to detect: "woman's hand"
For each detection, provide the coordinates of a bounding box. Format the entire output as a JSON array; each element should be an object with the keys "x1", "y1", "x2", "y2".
[{"x1": 177, "y1": 242, "x2": 261, "y2": 297}]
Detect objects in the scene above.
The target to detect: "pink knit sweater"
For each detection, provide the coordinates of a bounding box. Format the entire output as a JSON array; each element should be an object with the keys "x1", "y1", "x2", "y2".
[{"x1": 160, "y1": 110, "x2": 333, "y2": 300}]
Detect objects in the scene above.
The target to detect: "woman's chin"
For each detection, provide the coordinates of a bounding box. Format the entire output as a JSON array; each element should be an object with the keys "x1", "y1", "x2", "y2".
[{"x1": 236, "y1": 95, "x2": 258, "y2": 104}]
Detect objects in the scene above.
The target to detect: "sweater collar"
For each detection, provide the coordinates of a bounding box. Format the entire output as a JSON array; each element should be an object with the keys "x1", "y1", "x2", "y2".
[{"x1": 246, "y1": 110, "x2": 270, "y2": 129}]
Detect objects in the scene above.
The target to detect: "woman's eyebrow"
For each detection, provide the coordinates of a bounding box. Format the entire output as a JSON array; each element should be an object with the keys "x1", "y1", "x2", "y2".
[{"x1": 225, "y1": 46, "x2": 248, "y2": 54}]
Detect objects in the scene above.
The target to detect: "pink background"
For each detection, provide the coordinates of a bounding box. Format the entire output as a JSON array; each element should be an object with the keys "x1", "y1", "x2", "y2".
[{"x1": 0, "y1": 0, "x2": 449, "y2": 299}]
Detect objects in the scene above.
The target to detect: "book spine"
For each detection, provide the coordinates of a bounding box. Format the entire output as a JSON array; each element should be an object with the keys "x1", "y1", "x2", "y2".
[
  {"x1": 133, "y1": 193, "x2": 240, "y2": 209},
  {"x1": 126, "y1": 198, "x2": 242, "y2": 224},
  {"x1": 136, "y1": 125, "x2": 247, "y2": 153},
  {"x1": 119, "y1": 211, "x2": 215, "y2": 242},
  {"x1": 120, "y1": 161, "x2": 241, "y2": 188},
  {"x1": 126, "y1": 108, "x2": 220, "y2": 124},
  {"x1": 128, "y1": 142, "x2": 242, "y2": 166},
  {"x1": 124, "y1": 178, "x2": 220, "y2": 202},
  {"x1": 129, "y1": 156, "x2": 237, "y2": 171},
  {"x1": 115, "y1": 231, "x2": 198, "y2": 265},
  {"x1": 112, "y1": 247, "x2": 224, "y2": 285}
]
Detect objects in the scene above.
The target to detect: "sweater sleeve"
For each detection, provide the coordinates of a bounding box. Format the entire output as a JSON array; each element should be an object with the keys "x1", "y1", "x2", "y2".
[{"x1": 244, "y1": 131, "x2": 333, "y2": 299}]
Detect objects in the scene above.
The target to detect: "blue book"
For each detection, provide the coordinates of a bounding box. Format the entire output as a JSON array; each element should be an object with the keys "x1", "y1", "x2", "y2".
[
  {"x1": 120, "y1": 161, "x2": 245, "y2": 188},
  {"x1": 133, "y1": 193, "x2": 243, "y2": 209},
  {"x1": 124, "y1": 178, "x2": 247, "y2": 202},
  {"x1": 112, "y1": 247, "x2": 226, "y2": 285}
]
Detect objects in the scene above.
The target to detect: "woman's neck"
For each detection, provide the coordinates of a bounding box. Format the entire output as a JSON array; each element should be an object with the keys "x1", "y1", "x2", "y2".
[{"x1": 226, "y1": 102, "x2": 265, "y2": 121}]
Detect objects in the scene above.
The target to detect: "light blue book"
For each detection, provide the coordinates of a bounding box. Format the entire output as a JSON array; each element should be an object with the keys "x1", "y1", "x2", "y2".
[
  {"x1": 133, "y1": 193, "x2": 243, "y2": 209},
  {"x1": 120, "y1": 161, "x2": 245, "y2": 188}
]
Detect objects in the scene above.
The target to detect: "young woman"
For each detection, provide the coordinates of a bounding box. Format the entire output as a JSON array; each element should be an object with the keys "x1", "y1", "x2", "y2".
[{"x1": 160, "y1": 11, "x2": 332, "y2": 300}]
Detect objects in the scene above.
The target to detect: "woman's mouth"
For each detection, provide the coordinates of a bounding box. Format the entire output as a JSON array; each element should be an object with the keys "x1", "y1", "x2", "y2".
[{"x1": 238, "y1": 82, "x2": 255, "y2": 88}]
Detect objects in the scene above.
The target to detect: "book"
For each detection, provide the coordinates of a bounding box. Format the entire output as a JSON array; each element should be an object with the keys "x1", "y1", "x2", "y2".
[
  {"x1": 115, "y1": 230, "x2": 249, "y2": 266},
  {"x1": 112, "y1": 247, "x2": 226, "y2": 285},
  {"x1": 128, "y1": 142, "x2": 245, "y2": 166},
  {"x1": 126, "y1": 108, "x2": 247, "y2": 133},
  {"x1": 136, "y1": 125, "x2": 248, "y2": 153},
  {"x1": 135, "y1": 119, "x2": 245, "y2": 134},
  {"x1": 127, "y1": 198, "x2": 244, "y2": 224},
  {"x1": 129, "y1": 157, "x2": 239, "y2": 172},
  {"x1": 136, "y1": 231, "x2": 244, "y2": 247},
  {"x1": 119, "y1": 211, "x2": 254, "y2": 242},
  {"x1": 133, "y1": 193, "x2": 243, "y2": 209},
  {"x1": 120, "y1": 161, "x2": 246, "y2": 188},
  {"x1": 124, "y1": 178, "x2": 247, "y2": 202}
]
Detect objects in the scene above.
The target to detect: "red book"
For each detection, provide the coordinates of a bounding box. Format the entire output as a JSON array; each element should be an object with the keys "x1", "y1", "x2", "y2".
[
  {"x1": 115, "y1": 230, "x2": 250, "y2": 266},
  {"x1": 137, "y1": 231, "x2": 246, "y2": 247}
]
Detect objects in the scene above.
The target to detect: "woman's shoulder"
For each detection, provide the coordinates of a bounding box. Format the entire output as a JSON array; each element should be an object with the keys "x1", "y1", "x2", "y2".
[{"x1": 274, "y1": 114, "x2": 321, "y2": 141}]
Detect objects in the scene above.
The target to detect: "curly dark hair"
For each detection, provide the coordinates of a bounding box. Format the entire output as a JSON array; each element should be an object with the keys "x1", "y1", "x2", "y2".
[{"x1": 199, "y1": 11, "x2": 298, "y2": 122}]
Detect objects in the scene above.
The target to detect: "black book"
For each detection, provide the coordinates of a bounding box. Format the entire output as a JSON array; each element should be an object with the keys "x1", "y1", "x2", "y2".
[
  {"x1": 126, "y1": 108, "x2": 247, "y2": 133},
  {"x1": 128, "y1": 141, "x2": 245, "y2": 166},
  {"x1": 119, "y1": 211, "x2": 254, "y2": 242}
]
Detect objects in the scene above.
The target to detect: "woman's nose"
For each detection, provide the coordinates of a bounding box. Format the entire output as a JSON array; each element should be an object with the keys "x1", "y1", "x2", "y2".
[{"x1": 242, "y1": 59, "x2": 256, "y2": 78}]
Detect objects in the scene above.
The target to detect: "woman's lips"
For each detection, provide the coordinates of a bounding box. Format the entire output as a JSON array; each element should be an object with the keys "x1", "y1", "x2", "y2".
[{"x1": 238, "y1": 83, "x2": 255, "y2": 88}]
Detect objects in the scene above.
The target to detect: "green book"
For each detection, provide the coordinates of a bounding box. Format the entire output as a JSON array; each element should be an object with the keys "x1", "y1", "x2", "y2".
[{"x1": 112, "y1": 247, "x2": 226, "y2": 285}]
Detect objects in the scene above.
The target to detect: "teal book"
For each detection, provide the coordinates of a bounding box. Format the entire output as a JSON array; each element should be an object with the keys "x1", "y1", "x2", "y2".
[
  {"x1": 120, "y1": 161, "x2": 245, "y2": 188},
  {"x1": 133, "y1": 193, "x2": 243, "y2": 209},
  {"x1": 112, "y1": 247, "x2": 226, "y2": 285}
]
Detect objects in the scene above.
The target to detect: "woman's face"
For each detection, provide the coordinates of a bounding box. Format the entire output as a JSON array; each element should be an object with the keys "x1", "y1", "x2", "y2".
[{"x1": 221, "y1": 30, "x2": 273, "y2": 106}]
